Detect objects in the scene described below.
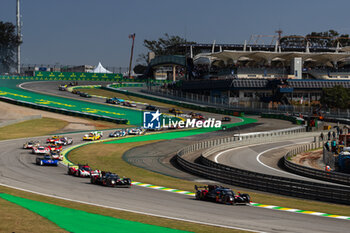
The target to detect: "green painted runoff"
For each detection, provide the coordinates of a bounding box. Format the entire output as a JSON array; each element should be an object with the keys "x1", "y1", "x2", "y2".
[{"x1": 0, "y1": 193, "x2": 191, "y2": 233}]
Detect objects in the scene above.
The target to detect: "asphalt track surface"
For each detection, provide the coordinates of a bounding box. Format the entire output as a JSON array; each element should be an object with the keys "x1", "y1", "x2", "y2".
[
  {"x1": 0, "y1": 81, "x2": 349, "y2": 232},
  {"x1": 1, "y1": 134, "x2": 350, "y2": 233}
]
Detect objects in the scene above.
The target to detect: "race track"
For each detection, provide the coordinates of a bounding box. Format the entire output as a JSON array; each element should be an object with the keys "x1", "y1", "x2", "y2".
[
  {"x1": 0, "y1": 81, "x2": 349, "y2": 232},
  {"x1": 1, "y1": 134, "x2": 350, "y2": 233}
]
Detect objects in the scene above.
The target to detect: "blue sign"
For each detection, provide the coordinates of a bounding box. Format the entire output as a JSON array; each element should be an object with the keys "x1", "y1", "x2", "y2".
[{"x1": 143, "y1": 110, "x2": 161, "y2": 129}]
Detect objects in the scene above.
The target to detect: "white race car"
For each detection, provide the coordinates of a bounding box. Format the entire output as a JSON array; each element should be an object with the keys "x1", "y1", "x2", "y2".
[{"x1": 32, "y1": 146, "x2": 50, "y2": 155}]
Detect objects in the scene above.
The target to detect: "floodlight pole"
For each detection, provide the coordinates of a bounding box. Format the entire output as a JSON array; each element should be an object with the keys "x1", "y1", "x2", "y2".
[
  {"x1": 128, "y1": 33, "x2": 135, "y2": 78},
  {"x1": 16, "y1": 0, "x2": 21, "y2": 74}
]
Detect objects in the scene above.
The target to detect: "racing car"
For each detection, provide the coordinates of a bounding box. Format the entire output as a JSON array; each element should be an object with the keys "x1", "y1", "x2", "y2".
[
  {"x1": 46, "y1": 136, "x2": 60, "y2": 144},
  {"x1": 221, "y1": 116, "x2": 231, "y2": 122},
  {"x1": 58, "y1": 85, "x2": 67, "y2": 91},
  {"x1": 145, "y1": 105, "x2": 159, "y2": 111},
  {"x1": 127, "y1": 128, "x2": 144, "y2": 135},
  {"x1": 90, "y1": 171, "x2": 131, "y2": 187},
  {"x1": 50, "y1": 151, "x2": 63, "y2": 160},
  {"x1": 36, "y1": 155, "x2": 59, "y2": 166},
  {"x1": 195, "y1": 185, "x2": 250, "y2": 205},
  {"x1": 190, "y1": 112, "x2": 204, "y2": 120},
  {"x1": 55, "y1": 137, "x2": 73, "y2": 146},
  {"x1": 106, "y1": 97, "x2": 120, "y2": 105},
  {"x1": 169, "y1": 108, "x2": 184, "y2": 115},
  {"x1": 79, "y1": 92, "x2": 91, "y2": 98},
  {"x1": 47, "y1": 144, "x2": 63, "y2": 152},
  {"x1": 23, "y1": 141, "x2": 40, "y2": 149},
  {"x1": 109, "y1": 130, "x2": 127, "y2": 137},
  {"x1": 83, "y1": 131, "x2": 102, "y2": 141},
  {"x1": 122, "y1": 101, "x2": 137, "y2": 107},
  {"x1": 32, "y1": 146, "x2": 50, "y2": 155},
  {"x1": 67, "y1": 164, "x2": 100, "y2": 177}
]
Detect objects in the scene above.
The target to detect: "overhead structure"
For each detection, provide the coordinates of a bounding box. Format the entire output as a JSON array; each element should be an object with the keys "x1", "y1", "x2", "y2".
[
  {"x1": 91, "y1": 62, "x2": 112, "y2": 73},
  {"x1": 195, "y1": 50, "x2": 350, "y2": 67}
]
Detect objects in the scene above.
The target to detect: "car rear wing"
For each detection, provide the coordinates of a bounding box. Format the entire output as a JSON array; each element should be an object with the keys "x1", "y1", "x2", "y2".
[{"x1": 194, "y1": 185, "x2": 208, "y2": 191}]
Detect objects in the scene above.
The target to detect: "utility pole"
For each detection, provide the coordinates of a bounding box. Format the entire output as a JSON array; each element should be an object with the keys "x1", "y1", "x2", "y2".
[
  {"x1": 16, "y1": 0, "x2": 22, "y2": 74},
  {"x1": 128, "y1": 33, "x2": 135, "y2": 78}
]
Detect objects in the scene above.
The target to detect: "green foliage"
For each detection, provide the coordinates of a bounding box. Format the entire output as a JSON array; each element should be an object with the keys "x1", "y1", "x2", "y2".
[
  {"x1": 0, "y1": 21, "x2": 22, "y2": 73},
  {"x1": 133, "y1": 64, "x2": 147, "y2": 74},
  {"x1": 321, "y1": 85, "x2": 350, "y2": 109},
  {"x1": 280, "y1": 29, "x2": 350, "y2": 47},
  {"x1": 138, "y1": 33, "x2": 196, "y2": 64}
]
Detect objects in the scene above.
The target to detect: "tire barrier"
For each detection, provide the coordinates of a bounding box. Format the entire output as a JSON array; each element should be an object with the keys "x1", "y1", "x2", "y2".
[
  {"x1": 176, "y1": 128, "x2": 350, "y2": 205},
  {"x1": 0, "y1": 96, "x2": 128, "y2": 124},
  {"x1": 284, "y1": 143, "x2": 350, "y2": 186}
]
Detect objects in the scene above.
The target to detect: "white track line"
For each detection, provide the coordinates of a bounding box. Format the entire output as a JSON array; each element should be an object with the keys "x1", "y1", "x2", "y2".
[
  {"x1": 0, "y1": 183, "x2": 265, "y2": 233},
  {"x1": 214, "y1": 139, "x2": 313, "y2": 179}
]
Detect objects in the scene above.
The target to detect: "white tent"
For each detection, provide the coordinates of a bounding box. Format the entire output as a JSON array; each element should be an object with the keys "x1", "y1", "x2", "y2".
[{"x1": 91, "y1": 62, "x2": 112, "y2": 73}]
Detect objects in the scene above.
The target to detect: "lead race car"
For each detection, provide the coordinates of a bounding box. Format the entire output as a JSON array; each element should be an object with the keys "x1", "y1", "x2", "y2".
[
  {"x1": 23, "y1": 141, "x2": 40, "y2": 149},
  {"x1": 68, "y1": 164, "x2": 100, "y2": 177},
  {"x1": 195, "y1": 185, "x2": 251, "y2": 205},
  {"x1": 90, "y1": 171, "x2": 132, "y2": 187}
]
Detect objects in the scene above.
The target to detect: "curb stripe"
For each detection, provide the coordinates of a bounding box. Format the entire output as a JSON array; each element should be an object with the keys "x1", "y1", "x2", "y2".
[{"x1": 61, "y1": 138, "x2": 350, "y2": 222}]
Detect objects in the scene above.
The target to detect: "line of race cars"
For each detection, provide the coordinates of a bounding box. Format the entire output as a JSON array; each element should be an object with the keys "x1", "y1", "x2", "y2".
[
  {"x1": 22, "y1": 133, "x2": 250, "y2": 204},
  {"x1": 23, "y1": 135, "x2": 74, "y2": 166},
  {"x1": 68, "y1": 164, "x2": 132, "y2": 187}
]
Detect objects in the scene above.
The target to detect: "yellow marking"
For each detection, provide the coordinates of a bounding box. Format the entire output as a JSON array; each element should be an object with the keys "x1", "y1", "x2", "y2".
[
  {"x1": 0, "y1": 90, "x2": 32, "y2": 98},
  {"x1": 162, "y1": 188, "x2": 173, "y2": 191},
  {"x1": 257, "y1": 205, "x2": 270, "y2": 208},
  {"x1": 302, "y1": 211, "x2": 316, "y2": 214},
  {"x1": 327, "y1": 215, "x2": 341, "y2": 218},
  {"x1": 279, "y1": 208, "x2": 292, "y2": 210}
]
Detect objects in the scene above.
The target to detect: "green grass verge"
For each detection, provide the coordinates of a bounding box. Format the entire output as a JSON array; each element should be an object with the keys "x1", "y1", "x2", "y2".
[
  {"x1": 0, "y1": 185, "x2": 248, "y2": 233},
  {"x1": 0, "y1": 194, "x2": 67, "y2": 233},
  {"x1": 0, "y1": 193, "x2": 189, "y2": 233},
  {"x1": 0, "y1": 117, "x2": 69, "y2": 140},
  {"x1": 68, "y1": 141, "x2": 350, "y2": 217}
]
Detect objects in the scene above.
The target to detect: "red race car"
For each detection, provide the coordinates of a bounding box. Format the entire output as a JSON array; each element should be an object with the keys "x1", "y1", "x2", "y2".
[
  {"x1": 46, "y1": 136, "x2": 60, "y2": 144},
  {"x1": 195, "y1": 185, "x2": 250, "y2": 205},
  {"x1": 47, "y1": 144, "x2": 63, "y2": 152}
]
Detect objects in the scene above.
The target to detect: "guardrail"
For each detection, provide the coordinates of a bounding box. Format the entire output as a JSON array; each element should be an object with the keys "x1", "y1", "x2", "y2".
[
  {"x1": 176, "y1": 128, "x2": 350, "y2": 205},
  {"x1": 0, "y1": 96, "x2": 128, "y2": 124},
  {"x1": 284, "y1": 143, "x2": 350, "y2": 186}
]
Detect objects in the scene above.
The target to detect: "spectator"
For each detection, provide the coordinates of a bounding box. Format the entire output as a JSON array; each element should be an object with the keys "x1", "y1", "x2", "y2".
[
  {"x1": 332, "y1": 131, "x2": 336, "y2": 139},
  {"x1": 325, "y1": 141, "x2": 330, "y2": 151},
  {"x1": 320, "y1": 132, "x2": 324, "y2": 141},
  {"x1": 328, "y1": 131, "x2": 331, "y2": 140},
  {"x1": 331, "y1": 140, "x2": 337, "y2": 153}
]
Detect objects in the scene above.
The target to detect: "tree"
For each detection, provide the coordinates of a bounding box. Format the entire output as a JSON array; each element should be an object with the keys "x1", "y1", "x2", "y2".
[
  {"x1": 320, "y1": 85, "x2": 350, "y2": 109},
  {"x1": 0, "y1": 21, "x2": 21, "y2": 73},
  {"x1": 133, "y1": 64, "x2": 147, "y2": 74},
  {"x1": 138, "y1": 33, "x2": 196, "y2": 64}
]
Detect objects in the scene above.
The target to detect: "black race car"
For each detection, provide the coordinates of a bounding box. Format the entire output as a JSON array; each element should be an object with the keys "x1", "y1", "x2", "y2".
[
  {"x1": 145, "y1": 105, "x2": 159, "y2": 111},
  {"x1": 90, "y1": 171, "x2": 132, "y2": 187},
  {"x1": 195, "y1": 185, "x2": 250, "y2": 205},
  {"x1": 79, "y1": 92, "x2": 91, "y2": 98},
  {"x1": 221, "y1": 116, "x2": 231, "y2": 122}
]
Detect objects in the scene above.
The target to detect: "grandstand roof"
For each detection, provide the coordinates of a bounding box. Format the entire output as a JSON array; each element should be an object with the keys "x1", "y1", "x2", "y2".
[{"x1": 197, "y1": 50, "x2": 350, "y2": 65}]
